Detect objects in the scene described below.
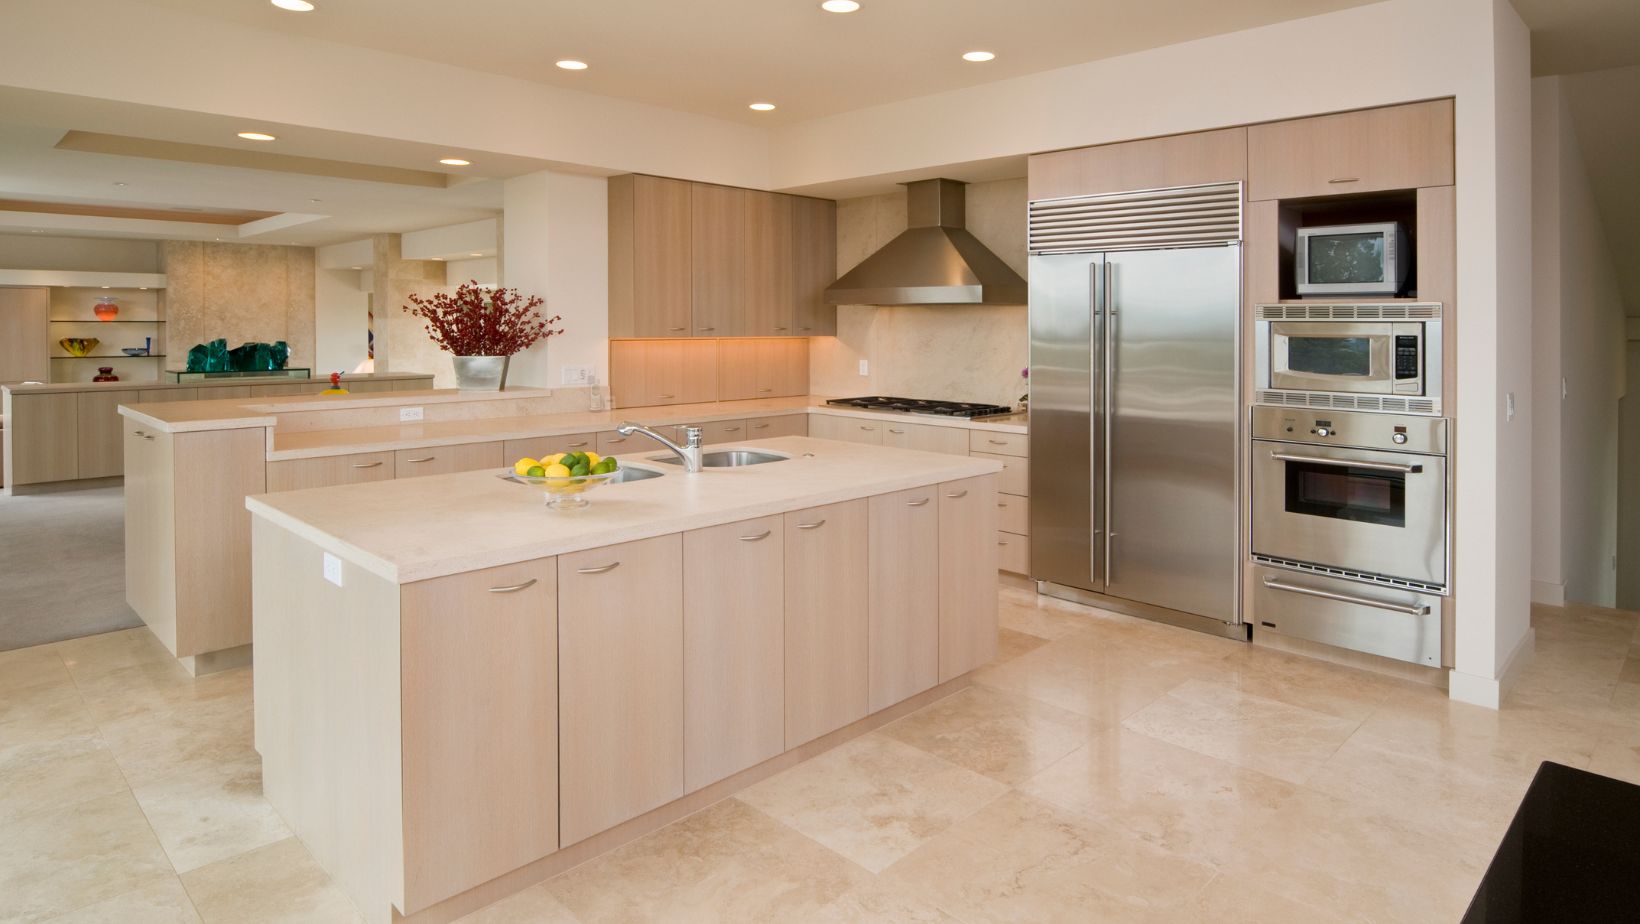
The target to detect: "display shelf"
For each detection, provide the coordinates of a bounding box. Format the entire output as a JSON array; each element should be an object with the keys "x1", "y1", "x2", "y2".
[
  {"x1": 49, "y1": 319, "x2": 168, "y2": 324},
  {"x1": 52, "y1": 353, "x2": 168, "y2": 360}
]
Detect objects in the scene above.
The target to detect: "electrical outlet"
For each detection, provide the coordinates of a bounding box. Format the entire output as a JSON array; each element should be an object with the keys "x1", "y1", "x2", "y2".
[
  {"x1": 858, "y1": 358, "x2": 869, "y2": 376},
  {"x1": 1505, "y1": 392, "x2": 1516, "y2": 422},
  {"x1": 562, "y1": 365, "x2": 592, "y2": 386},
  {"x1": 323, "y1": 552, "x2": 343, "y2": 587},
  {"x1": 399, "y1": 406, "x2": 424, "y2": 422}
]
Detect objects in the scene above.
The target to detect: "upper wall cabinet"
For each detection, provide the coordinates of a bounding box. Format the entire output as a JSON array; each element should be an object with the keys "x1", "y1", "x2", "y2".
[
  {"x1": 609, "y1": 175, "x2": 836, "y2": 339},
  {"x1": 1028, "y1": 127, "x2": 1247, "y2": 202},
  {"x1": 1247, "y1": 99, "x2": 1454, "y2": 201}
]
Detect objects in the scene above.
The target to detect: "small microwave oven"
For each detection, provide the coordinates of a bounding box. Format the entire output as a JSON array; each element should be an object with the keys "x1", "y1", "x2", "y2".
[
  {"x1": 1254, "y1": 304, "x2": 1443, "y2": 415},
  {"x1": 1295, "y1": 222, "x2": 1409, "y2": 297}
]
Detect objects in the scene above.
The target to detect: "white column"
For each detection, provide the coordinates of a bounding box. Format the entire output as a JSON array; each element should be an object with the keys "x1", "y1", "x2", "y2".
[{"x1": 500, "y1": 170, "x2": 609, "y2": 389}]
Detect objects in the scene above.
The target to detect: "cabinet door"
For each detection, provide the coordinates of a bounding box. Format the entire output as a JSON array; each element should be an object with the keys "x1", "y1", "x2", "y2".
[
  {"x1": 400, "y1": 558, "x2": 557, "y2": 912},
  {"x1": 791, "y1": 196, "x2": 837, "y2": 336},
  {"x1": 743, "y1": 192, "x2": 795, "y2": 337},
  {"x1": 632, "y1": 176, "x2": 694, "y2": 337},
  {"x1": 882, "y1": 421, "x2": 968, "y2": 455},
  {"x1": 76, "y1": 390, "x2": 126, "y2": 479},
  {"x1": 139, "y1": 388, "x2": 199, "y2": 402},
  {"x1": 123, "y1": 419, "x2": 176, "y2": 647},
  {"x1": 868, "y1": 486, "x2": 940, "y2": 711},
  {"x1": 683, "y1": 516, "x2": 784, "y2": 791},
  {"x1": 8, "y1": 393, "x2": 78, "y2": 485},
  {"x1": 746, "y1": 415, "x2": 807, "y2": 439},
  {"x1": 809, "y1": 413, "x2": 884, "y2": 445},
  {"x1": 394, "y1": 441, "x2": 504, "y2": 478},
  {"x1": 641, "y1": 340, "x2": 719, "y2": 406},
  {"x1": 1247, "y1": 99, "x2": 1454, "y2": 200},
  {"x1": 692, "y1": 183, "x2": 746, "y2": 337},
  {"x1": 558, "y1": 534, "x2": 684, "y2": 845},
  {"x1": 0, "y1": 287, "x2": 49, "y2": 383},
  {"x1": 716, "y1": 339, "x2": 760, "y2": 401},
  {"x1": 503, "y1": 433, "x2": 596, "y2": 462},
  {"x1": 267, "y1": 451, "x2": 394, "y2": 492},
  {"x1": 784, "y1": 499, "x2": 868, "y2": 747},
  {"x1": 938, "y1": 475, "x2": 999, "y2": 681},
  {"x1": 755, "y1": 338, "x2": 808, "y2": 397},
  {"x1": 1027, "y1": 127, "x2": 1246, "y2": 202},
  {"x1": 970, "y1": 450, "x2": 1028, "y2": 495}
]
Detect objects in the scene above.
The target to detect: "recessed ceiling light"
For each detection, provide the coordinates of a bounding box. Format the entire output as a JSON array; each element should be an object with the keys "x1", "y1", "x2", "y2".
[
  {"x1": 237, "y1": 131, "x2": 277, "y2": 141},
  {"x1": 101, "y1": 286, "x2": 110, "y2": 289},
  {"x1": 749, "y1": 102, "x2": 776, "y2": 111},
  {"x1": 308, "y1": 198, "x2": 321, "y2": 203},
  {"x1": 439, "y1": 158, "x2": 471, "y2": 166},
  {"x1": 555, "y1": 59, "x2": 588, "y2": 71},
  {"x1": 962, "y1": 50, "x2": 996, "y2": 62},
  {"x1": 270, "y1": 0, "x2": 314, "y2": 11},
  {"x1": 468, "y1": 252, "x2": 483, "y2": 257},
  {"x1": 820, "y1": 0, "x2": 860, "y2": 12},
  {"x1": 351, "y1": 266, "x2": 362, "y2": 270},
  {"x1": 113, "y1": 182, "x2": 127, "y2": 187}
]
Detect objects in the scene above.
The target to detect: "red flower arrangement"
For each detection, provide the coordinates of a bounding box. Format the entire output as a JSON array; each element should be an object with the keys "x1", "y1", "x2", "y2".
[{"x1": 403, "y1": 281, "x2": 563, "y2": 357}]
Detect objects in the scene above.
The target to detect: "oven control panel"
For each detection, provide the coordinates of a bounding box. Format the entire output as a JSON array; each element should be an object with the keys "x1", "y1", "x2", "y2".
[{"x1": 1252, "y1": 406, "x2": 1448, "y2": 455}]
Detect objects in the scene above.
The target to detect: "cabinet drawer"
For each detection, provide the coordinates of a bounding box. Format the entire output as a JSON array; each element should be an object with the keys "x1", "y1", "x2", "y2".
[
  {"x1": 503, "y1": 433, "x2": 596, "y2": 462},
  {"x1": 970, "y1": 451, "x2": 1028, "y2": 496},
  {"x1": 745, "y1": 414, "x2": 806, "y2": 439},
  {"x1": 969, "y1": 430, "x2": 1027, "y2": 457},
  {"x1": 394, "y1": 441, "x2": 504, "y2": 478},
  {"x1": 1247, "y1": 99, "x2": 1454, "y2": 200},
  {"x1": 809, "y1": 413, "x2": 884, "y2": 445},
  {"x1": 595, "y1": 430, "x2": 636, "y2": 456},
  {"x1": 997, "y1": 531, "x2": 1030, "y2": 575},
  {"x1": 996, "y1": 493, "x2": 1029, "y2": 535},
  {"x1": 267, "y1": 452, "x2": 394, "y2": 492},
  {"x1": 682, "y1": 419, "x2": 748, "y2": 445},
  {"x1": 884, "y1": 421, "x2": 969, "y2": 455}
]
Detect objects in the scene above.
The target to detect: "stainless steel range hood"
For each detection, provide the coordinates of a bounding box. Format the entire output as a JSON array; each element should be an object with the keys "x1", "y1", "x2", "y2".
[{"x1": 824, "y1": 178, "x2": 1026, "y2": 307}]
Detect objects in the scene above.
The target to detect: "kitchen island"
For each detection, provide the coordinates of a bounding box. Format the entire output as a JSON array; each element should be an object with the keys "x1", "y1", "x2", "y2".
[{"x1": 246, "y1": 436, "x2": 1001, "y2": 923}]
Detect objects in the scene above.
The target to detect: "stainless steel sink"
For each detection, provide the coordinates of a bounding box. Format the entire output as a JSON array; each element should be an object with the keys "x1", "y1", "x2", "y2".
[
  {"x1": 610, "y1": 465, "x2": 666, "y2": 482},
  {"x1": 651, "y1": 450, "x2": 789, "y2": 468}
]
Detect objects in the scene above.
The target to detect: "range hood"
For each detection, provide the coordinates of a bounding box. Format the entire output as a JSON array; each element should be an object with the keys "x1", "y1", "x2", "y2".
[{"x1": 825, "y1": 178, "x2": 1026, "y2": 307}]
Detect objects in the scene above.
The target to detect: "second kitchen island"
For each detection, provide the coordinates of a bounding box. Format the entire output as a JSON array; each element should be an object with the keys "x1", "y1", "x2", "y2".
[{"x1": 246, "y1": 436, "x2": 1001, "y2": 923}]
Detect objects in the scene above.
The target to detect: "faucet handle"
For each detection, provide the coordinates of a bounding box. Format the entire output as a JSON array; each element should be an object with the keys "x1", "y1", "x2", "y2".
[{"x1": 683, "y1": 426, "x2": 703, "y2": 448}]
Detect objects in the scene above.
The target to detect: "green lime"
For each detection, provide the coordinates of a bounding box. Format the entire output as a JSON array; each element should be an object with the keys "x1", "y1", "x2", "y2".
[{"x1": 526, "y1": 465, "x2": 545, "y2": 478}]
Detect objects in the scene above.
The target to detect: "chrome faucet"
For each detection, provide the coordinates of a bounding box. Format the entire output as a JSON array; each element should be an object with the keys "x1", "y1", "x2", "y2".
[{"x1": 616, "y1": 422, "x2": 703, "y2": 473}]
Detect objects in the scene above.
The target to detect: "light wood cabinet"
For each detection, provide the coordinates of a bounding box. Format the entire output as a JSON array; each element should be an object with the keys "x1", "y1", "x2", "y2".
[
  {"x1": 682, "y1": 516, "x2": 784, "y2": 791},
  {"x1": 0, "y1": 287, "x2": 50, "y2": 384},
  {"x1": 969, "y1": 430, "x2": 1028, "y2": 457},
  {"x1": 791, "y1": 196, "x2": 838, "y2": 336},
  {"x1": 266, "y1": 451, "x2": 394, "y2": 492},
  {"x1": 1029, "y1": 127, "x2": 1248, "y2": 202},
  {"x1": 997, "y1": 531, "x2": 1030, "y2": 575},
  {"x1": 1247, "y1": 99, "x2": 1454, "y2": 201},
  {"x1": 809, "y1": 413, "x2": 884, "y2": 445},
  {"x1": 997, "y1": 492, "x2": 1029, "y2": 535},
  {"x1": 745, "y1": 414, "x2": 807, "y2": 439},
  {"x1": 609, "y1": 175, "x2": 694, "y2": 338},
  {"x1": 400, "y1": 558, "x2": 558, "y2": 911},
  {"x1": 744, "y1": 191, "x2": 795, "y2": 336},
  {"x1": 883, "y1": 421, "x2": 969, "y2": 455},
  {"x1": 503, "y1": 433, "x2": 596, "y2": 462},
  {"x1": 717, "y1": 338, "x2": 809, "y2": 400},
  {"x1": 867, "y1": 486, "x2": 940, "y2": 712},
  {"x1": 610, "y1": 339, "x2": 719, "y2": 408},
  {"x1": 123, "y1": 420, "x2": 175, "y2": 644},
  {"x1": 938, "y1": 476, "x2": 999, "y2": 681},
  {"x1": 784, "y1": 499, "x2": 869, "y2": 748},
  {"x1": 139, "y1": 388, "x2": 199, "y2": 402},
  {"x1": 692, "y1": 183, "x2": 746, "y2": 337},
  {"x1": 393, "y1": 441, "x2": 504, "y2": 479},
  {"x1": 6, "y1": 392, "x2": 78, "y2": 484},
  {"x1": 970, "y1": 450, "x2": 1028, "y2": 496},
  {"x1": 596, "y1": 429, "x2": 636, "y2": 456},
  {"x1": 557, "y1": 534, "x2": 684, "y2": 846}
]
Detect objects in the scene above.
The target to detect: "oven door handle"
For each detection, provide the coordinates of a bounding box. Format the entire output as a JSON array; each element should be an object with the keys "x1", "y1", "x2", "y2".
[
  {"x1": 1268, "y1": 451, "x2": 1423, "y2": 474},
  {"x1": 1262, "y1": 576, "x2": 1430, "y2": 617}
]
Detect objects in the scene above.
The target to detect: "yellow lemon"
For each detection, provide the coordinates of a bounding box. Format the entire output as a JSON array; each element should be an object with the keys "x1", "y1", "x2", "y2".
[
  {"x1": 543, "y1": 463, "x2": 572, "y2": 478},
  {"x1": 583, "y1": 450, "x2": 601, "y2": 467},
  {"x1": 544, "y1": 452, "x2": 567, "y2": 466},
  {"x1": 513, "y1": 457, "x2": 539, "y2": 476}
]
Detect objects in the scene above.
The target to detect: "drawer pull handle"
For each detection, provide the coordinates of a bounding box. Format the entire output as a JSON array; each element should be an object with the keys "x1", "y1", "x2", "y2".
[
  {"x1": 405, "y1": 456, "x2": 436, "y2": 463},
  {"x1": 1262, "y1": 576, "x2": 1429, "y2": 616},
  {"x1": 859, "y1": 425, "x2": 875, "y2": 431},
  {"x1": 657, "y1": 394, "x2": 676, "y2": 400},
  {"x1": 351, "y1": 461, "x2": 384, "y2": 469},
  {"x1": 998, "y1": 500, "x2": 1008, "y2": 507},
  {"x1": 752, "y1": 423, "x2": 770, "y2": 430},
  {"x1": 567, "y1": 441, "x2": 589, "y2": 448},
  {"x1": 133, "y1": 429, "x2": 146, "y2": 436},
  {"x1": 575, "y1": 562, "x2": 621, "y2": 575},
  {"x1": 698, "y1": 326, "x2": 716, "y2": 332},
  {"x1": 998, "y1": 539, "x2": 1010, "y2": 546},
  {"x1": 606, "y1": 437, "x2": 627, "y2": 443},
  {"x1": 668, "y1": 326, "x2": 687, "y2": 332},
  {"x1": 796, "y1": 519, "x2": 826, "y2": 530},
  {"x1": 888, "y1": 428, "x2": 905, "y2": 434},
  {"x1": 800, "y1": 326, "x2": 813, "y2": 331},
  {"x1": 988, "y1": 439, "x2": 1007, "y2": 445},
  {"x1": 142, "y1": 434, "x2": 155, "y2": 441},
  {"x1": 759, "y1": 388, "x2": 773, "y2": 393},
  {"x1": 1328, "y1": 177, "x2": 1360, "y2": 184},
  {"x1": 945, "y1": 490, "x2": 968, "y2": 499},
  {"x1": 723, "y1": 426, "x2": 741, "y2": 433},
  {"x1": 773, "y1": 327, "x2": 788, "y2": 331},
  {"x1": 907, "y1": 497, "x2": 930, "y2": 507},
  {"x1": 738, "y1": 530, "x2": 772, "y2": 542},
  {"x1": 488, "y1": 579, "x2": 538, "y2": 594}
]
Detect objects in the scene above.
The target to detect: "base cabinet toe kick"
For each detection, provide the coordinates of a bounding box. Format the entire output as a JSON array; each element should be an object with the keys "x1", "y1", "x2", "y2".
[{"x1": 249, "y1": 473, "x2": 998, "y2": 923}]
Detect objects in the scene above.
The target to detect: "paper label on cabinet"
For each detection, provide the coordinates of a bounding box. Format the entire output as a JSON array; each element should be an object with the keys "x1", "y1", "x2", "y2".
[{"x1": 323, "y1": 552, "x2": 344, "y2": 587}]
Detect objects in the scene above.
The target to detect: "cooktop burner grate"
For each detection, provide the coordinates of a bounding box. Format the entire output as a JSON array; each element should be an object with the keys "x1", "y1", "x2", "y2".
[{"x1": 826, "y1": 396, "x2": 1015, "y2": 418}]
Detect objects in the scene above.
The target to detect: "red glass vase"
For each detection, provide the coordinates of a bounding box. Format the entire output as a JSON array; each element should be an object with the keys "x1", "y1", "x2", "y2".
[{"x1": 94, "y1": 298, "x2": 119, "y2": 321}]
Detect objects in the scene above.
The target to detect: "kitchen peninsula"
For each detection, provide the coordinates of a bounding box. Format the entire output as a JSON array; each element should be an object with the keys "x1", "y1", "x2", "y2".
[{"x1": 246, "y1": 437, "x2": 1001, "y2": 923}]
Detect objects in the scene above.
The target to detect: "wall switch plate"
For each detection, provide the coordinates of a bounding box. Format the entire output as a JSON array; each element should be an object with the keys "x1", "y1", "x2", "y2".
[
  {"x1": 1506, "y1": 392, "x2": 1516, "y2": 421},
  {"x1": 322, "y1": 552, "x2": 343, "y2": 587},
  {"x1": 399, "y1": 406, "x2": 424, "y2": 422},
  {"x1": 562, "y1": 366, "x2": 592, "y2": 385},
  {"x1": 858, "y1": 359, "x2": 869, "y2": 376}
]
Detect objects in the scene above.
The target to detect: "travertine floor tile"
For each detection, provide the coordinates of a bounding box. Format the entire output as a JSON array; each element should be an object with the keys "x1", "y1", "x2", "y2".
[
  {"x1": 879, "y1": 684, "x2": 1102, "y2": 785},
  {"x1": 1357, "y1": 685, "x2": 1606, "y2": 770},
  {"x1": 0, "y1": 677, "x2": 97, "y2": 749},
  {"x1": 180, "y1": 837, "x2": 362, "y2": 924},
  {"x1": 1121, "y1": 679, "x2": 1359, "y2": 784},
  {"x1": 993, "y1": 626, "x2": 1050, "y2": 663},
  {"x1": 1184, "y1": 874, "x2": 1349, "y2": 923},
  {"x1": 41, "y1": 876, "x2": 202, "y2": 924},
  {"x1": 98, "y1": 693, "x2": 258, "y2": 789},
  {"x1": 972, "y1": 633, "x2": 1215, "y2": 723},
  {"x1": 131, "y1": 757, "x2": 291, "y2": 873},
  {"x1": 55, "y1": 629, "x2": 175, "y2": 680},
  {"x1": 0, "y1": 644, "x2": 71, "y2": 696},
  {"x1": 0, "y1": 790, "x2": 173, "y2": 923},
  {"x1": 1587, "y1": 726, "x2": 1640, "y2": 785},
  {"x1": 72, "y1": 661, "x2": 251, "y2": 727},
  {"x1": 0, "y1": 731, "x2": 130, "y2": 827},
  {"x1": 545, "y1": 798, "x2": 868, "y2": 923},
  {"x1": 454, "y1": 884, "x2": 580, "y2": 923},
  {"x1": 738, "y1": 733, "x2": 1008, "y2": 872},
  {"x1": 799, "y1": 880, "x2": 962, "y2": 923},
  {"x1": 1213, "y1": 644, "x2": 1408, "y2": 720}
]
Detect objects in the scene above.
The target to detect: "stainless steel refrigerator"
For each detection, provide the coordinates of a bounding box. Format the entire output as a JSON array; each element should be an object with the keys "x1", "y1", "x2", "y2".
[{"x1": 1028, "y1": 232, "x2": 1243, "y2": 633}]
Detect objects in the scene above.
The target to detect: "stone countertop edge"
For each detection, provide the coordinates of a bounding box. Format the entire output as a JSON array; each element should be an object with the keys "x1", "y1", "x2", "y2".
[
  {"x1": 245, "y1": 438, "x2": 1006, "y2": 585},
  {"x1": 3, "y1": 372, "x2": 433, "y2": 396}
]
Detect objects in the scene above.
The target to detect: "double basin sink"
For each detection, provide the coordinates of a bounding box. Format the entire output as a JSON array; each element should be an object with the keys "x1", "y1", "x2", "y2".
[{"x1": 612, "y1": 450, "x2": 790, "y2": 483}]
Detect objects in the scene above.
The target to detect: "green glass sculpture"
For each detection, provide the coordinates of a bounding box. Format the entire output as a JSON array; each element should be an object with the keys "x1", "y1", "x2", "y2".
[{"x1": 185, "y1": 339, "x2": 290, "y2": 373}]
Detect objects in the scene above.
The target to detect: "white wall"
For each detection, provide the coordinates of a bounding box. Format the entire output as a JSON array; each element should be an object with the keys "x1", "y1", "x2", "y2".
[
  {"x1": 313, "y1": 267, "x2": 369, "y2": 375},
  {"x1": 1531, "y1": 80, "x2": 1566, "y2": 604},
  {"x1": 0, "y1": 234, "x2": 159, "y2": 272},
  {"x1": 500, "y1": 171, "x2": 609, "y2": 391}
]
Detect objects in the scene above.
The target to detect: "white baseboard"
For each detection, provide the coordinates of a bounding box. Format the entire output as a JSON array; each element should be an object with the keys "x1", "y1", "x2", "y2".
[
  {"x1": 1447, "y1": 627, "x2": 1537, "y2": 710},
  {"x1": 1531, "y1": 580, "x2": 1566, "y2": 606}
]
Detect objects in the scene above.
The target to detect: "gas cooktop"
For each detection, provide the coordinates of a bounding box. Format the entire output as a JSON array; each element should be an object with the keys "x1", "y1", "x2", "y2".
[{"x1": 826, "y1": 396, "x2": 1015, "y2": 418}]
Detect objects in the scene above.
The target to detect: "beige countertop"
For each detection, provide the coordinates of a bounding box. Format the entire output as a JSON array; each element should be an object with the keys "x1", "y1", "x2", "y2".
[
  {"x1": 246, "y1": 436, "x2": 1003, "y2": 584},
  {"x1": 118, "y1": 387, "x2": 532, "y2": 434},
  {"x1": 5, "y1": 371, "x2": 431, "y2": 397}
]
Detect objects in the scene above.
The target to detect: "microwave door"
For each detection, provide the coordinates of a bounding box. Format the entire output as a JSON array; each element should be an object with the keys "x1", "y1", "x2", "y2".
[{"x1": 1269, "y1": 322, "x2": 1393, "y2": 394}]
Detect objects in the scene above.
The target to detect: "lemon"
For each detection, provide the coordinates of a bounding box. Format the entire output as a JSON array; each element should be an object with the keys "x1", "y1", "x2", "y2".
[
  {"x1": 584, "y1": 450, "x2": 601, "y2": 467},
  {"x1": 513, "y1": 457, "x2": 540, "y2": 476},
  {"x1": 544, "y1": 452, "x2": 567, "y2": 466},
  {"x1": 543, "y1": 463, "x2": 572, "y2": 478}
]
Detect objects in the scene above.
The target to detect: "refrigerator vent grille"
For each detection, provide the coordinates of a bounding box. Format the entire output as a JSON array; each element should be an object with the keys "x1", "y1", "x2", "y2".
[
  {"x1": 1255, "y1": 304, "x2": 1441, "y2": 321},
  {"x1": 1028, "y1": 183, "x2": 1241, "y2": 253},
  {"x1": 1254, "y1": 555, "x2": 1447, "y2": 595},
  {"x1": 1255, "y1": 390, "x2": 1438, "y2": 415}
]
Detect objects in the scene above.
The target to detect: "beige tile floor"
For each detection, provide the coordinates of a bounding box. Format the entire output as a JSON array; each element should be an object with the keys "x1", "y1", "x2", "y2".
[{"x1": 3, "y1": 588, "x2": 1637, "y2": 923}]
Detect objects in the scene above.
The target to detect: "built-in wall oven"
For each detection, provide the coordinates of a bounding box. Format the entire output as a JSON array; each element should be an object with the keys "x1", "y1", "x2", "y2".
[
  {"x1": 1255, "y1": 303, "x2": 1442, "y2": 416},
  {"x1": 1250, "y1": 406, "x2": 1448, "y2": 666}
]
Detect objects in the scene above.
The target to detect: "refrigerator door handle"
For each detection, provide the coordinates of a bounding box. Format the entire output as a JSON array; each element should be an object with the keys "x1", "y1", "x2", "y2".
[{"x1": 1103, "y1": 259, "x2": 1116, "y2": 585}]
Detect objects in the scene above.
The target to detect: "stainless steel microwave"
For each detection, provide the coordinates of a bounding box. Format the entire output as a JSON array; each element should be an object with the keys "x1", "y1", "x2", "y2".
[
  {"x1": 1254, "y1": 304, "x2": 1442, "y2": 415},
  {"x1": 1296, "y1": 222, "x2": 1409, "y2": 297}
]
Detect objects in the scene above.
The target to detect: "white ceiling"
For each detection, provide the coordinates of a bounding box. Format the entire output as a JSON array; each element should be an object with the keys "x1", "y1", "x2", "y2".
[
  {"x1": 1512, "y1": 0, "x2": 1640, "y2": 76},
  {"x1": 135, "y1": 0, "x2": 1379, "y2": 125},
  {"x1": 1560, "y1": 63, "x2": 1640, "y2": 316}
]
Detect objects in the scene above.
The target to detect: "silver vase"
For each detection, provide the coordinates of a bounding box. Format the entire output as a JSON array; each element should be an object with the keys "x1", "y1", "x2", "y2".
[{"x1": 452, "y1": 355, "x2": 507, "y2": 391}]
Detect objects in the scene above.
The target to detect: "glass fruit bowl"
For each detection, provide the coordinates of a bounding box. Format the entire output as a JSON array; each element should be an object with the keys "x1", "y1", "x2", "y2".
[
  {"x1": 59, "y1": 337, "x2": 99, "y2": 357},
  {"x1": 501, "y1": 469, "x2": 623, "y2": 510}
]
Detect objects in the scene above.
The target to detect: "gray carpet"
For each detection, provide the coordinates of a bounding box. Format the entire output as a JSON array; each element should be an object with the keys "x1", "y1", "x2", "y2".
[{"x1": 0, "y1": 485, "x2": 142, "y2": 652}]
